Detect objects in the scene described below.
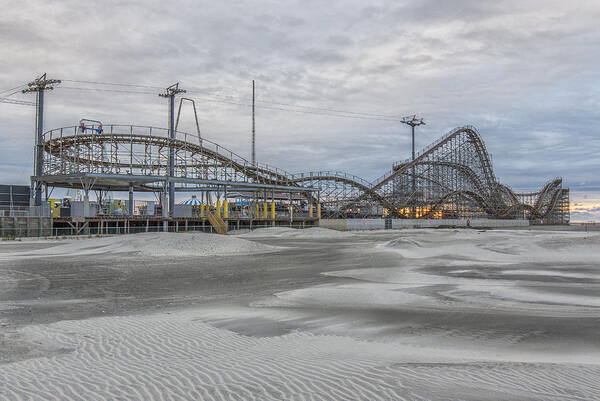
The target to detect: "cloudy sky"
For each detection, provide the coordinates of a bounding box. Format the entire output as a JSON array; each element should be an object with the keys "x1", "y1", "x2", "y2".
[{"x1": 1, "y1": 0, "x2": 599, "y2": 220}]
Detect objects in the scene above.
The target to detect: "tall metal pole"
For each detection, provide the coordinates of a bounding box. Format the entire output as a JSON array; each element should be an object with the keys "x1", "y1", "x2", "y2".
[
  {"x1": 401, "y1": 115, "x2": 425, "y2": 218},
  {"x1": 169, "y1": 93, "x2": 175, "y2": 216},
  {"x1": 411, "y1": 124, "x2": 415, "y2": 202},
  {"x1": 22, "y1": 73, "x2": 61, "y2": 207},
  {"x1": 252, "y1": 80, "x2": 256, "y2": 166},
  {"x1": 159, "y1": 83, "x2": 185, "y2": 218},
  {"x1": 35, "y1": 89, "x2": 44, "y2": 205},
  {"x1": 411, "y1": 125, "x2": 415, "y2": 162}
]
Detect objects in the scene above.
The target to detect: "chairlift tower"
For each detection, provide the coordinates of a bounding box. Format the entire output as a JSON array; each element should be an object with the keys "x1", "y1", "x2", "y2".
[
  {"x1": 22, "y1": 73, "x2": 61, "y2": 206},
  {"x1": 401, "y1": 115, "x2": 425, "y2": 218},
  {"x1": 159, "y1": 83, "x2": 186, "y2": 219}
]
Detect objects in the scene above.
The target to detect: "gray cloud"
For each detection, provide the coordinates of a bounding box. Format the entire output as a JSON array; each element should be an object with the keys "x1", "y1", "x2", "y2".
[{"x1": 1, "y1": 0, "x2": 599, "y2": 216}]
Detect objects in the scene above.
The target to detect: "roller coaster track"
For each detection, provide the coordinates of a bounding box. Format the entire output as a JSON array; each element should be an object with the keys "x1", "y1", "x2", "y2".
[
  {"x1": 369, "y1": 126, "x2": 496, "y2": 192},
  {"x1": 41, "y1": 124, "x2": 567, "y2": 222},
  {"x1": 292, "y1": 126, "x2": 566, "y2": 220},
  {"x1": 286, "y1": 173, "x2": 402, "y2": 216},
  {"x1": 418, "y1": 185, "x2": 563, "y2": 219},
  {"x1": 42, "y1": 127, "x2": 294, "y2": 186}
]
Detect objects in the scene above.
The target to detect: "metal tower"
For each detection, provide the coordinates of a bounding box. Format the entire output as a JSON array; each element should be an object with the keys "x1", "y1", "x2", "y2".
[
  {"x1": 252, "y1": 80, "x2": 256, "y2": 166},
  {"x1": 22, "y1": 73, "x2": 61, "y2": 207},
  {"x1": 401, "y1": 115, "x2": 425, "y2": 217},
  {"x1": 159, "y1": 83, "x2": 186, "y2": 218}
]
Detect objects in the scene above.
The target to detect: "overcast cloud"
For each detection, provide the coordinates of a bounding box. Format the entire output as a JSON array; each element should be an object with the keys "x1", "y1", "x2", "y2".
[{"x1": 1, "y1": 0, "x2": 599, "y2": 220}]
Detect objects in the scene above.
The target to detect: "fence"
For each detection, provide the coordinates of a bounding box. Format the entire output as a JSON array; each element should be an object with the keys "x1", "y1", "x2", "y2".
[
  {"x1": 31, "y1": 223, "x2": 309, "y2": 237},
  {"x1": 0, "y1": 216, "x2": 53, "y2": 237},
  {"x1": 0, "y1": 205, "x2": 51, "y2": 217},
  {"x1": 321, "y1": 218, "x2": 530, "y2": 231}
]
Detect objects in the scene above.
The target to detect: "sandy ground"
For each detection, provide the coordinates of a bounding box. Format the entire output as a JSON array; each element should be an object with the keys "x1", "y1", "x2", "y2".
[{"x1": 0, "y1": 228, "x2": 599, "y2": 400}]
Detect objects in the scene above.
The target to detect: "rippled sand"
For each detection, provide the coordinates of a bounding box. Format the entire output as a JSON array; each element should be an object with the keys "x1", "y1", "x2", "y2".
[{"x1": 1, "y1": 229, "x2": 599, "y2": 400}]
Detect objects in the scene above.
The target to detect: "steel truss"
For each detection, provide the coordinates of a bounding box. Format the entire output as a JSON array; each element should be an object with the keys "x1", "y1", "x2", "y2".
[
  {"x1": 39, "y1": 124, "x2": 568, "y2": 224},
  {"x1": 41, "y1": 124, "x2": 308, "y2": 190},
  {"x1": 292, "y1": 126, "x2": 569, "y2": 223}
]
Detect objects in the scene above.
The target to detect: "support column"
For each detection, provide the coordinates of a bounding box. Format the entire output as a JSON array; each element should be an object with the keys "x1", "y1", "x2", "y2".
[
  {"x1": 161, "y1": 189, "x2": 168, "y2": 232},
  {"x1": 128, "y1": 184, "x2": 134, "y2": 217},
  {"x1": 223, "y1": 186, "x2": 228, "y2": 219},
  {"x1": 83, "y1": 190, "x2": 90, "y2": 218},
  {"x1": 168, "y1": 96, "x2": 174, "y2": 217},
  {"x1": 33, "y1": 89, "x2": 44, "y2": 207},
  {"x1": 289, "y1": 192, "x2": 293, "y2": 225}
]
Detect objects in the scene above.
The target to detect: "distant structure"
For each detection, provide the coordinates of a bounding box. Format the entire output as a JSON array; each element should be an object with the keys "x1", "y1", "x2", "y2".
[
  {"x1": 15, "y1": 75, "x2": 570, "y2": 233},
  {"x1": 37, "y1": 123, "x2": 569, "y2": 225},
  {"x1": 291, "y1": 126, "x2": 569, "y2": 224}
]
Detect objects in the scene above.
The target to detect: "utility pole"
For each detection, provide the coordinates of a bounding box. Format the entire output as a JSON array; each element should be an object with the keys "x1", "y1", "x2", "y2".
[
  {"x1": 252, "y1": 80, "x2": 256, "y2": 166},
  {"x1": 401, "y1": 115, "x2": 425, "y2": 218},
  {"x1": 159, "y1": 83, "x2": 186, "y2": 220},
  {"x1": 22, "y1": 73, "x2": 61, "y2": 207}
]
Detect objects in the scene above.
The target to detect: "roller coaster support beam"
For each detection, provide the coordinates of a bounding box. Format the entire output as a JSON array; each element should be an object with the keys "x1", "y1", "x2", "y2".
[
  {"x1": 22, "y1": 73, "x2": 61, "y2": 206},
  {"x1": 159, "y1": 83, "x2": 186, "y2": 217}
]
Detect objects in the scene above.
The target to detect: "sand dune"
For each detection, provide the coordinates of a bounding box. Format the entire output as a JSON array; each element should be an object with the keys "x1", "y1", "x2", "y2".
[
  {"x1": 0, "y1": 232, "x2": 278, "y2": 259},
  {"x1": 1, "y1": 310, "x2": 598, "y2": 401},
  {"x1": 238, "y1": 226, "x2": 353, "y2": 239},
  {"x1": 2, "y1": 229, "x2": 599, "y2": 400},
  {"x1": 266, "y1": 230, "x2": 600, "y2": 318},
  {"x1": 381, "y1": 229, "x2": 600, "y2": 264}
]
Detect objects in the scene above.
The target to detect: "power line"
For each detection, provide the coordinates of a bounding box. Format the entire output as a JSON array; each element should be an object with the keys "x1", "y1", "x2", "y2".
[
  {"x1": 185, "y1": 88, "x2": 400, "y2": 119},
  {"x1": 0, "y1": 84, "x2": 26, "y2": 95},
  {"x1": 185, "y1": 94, "x2": 404, "y2": 122},
  {"x1": 257, "y1": 98, "x2": 399, "y2": 119},
  {"x1": 56, "y1": 83, "x2": 404, "y2": 122},
  {"x1": 61, "y1": 79, "x2": 163, "y2": 90},
  {"x1": 59, "y1": 86, "x2": 156, "y2": 95},
  {"x1": 59, "y1": 80, "x2": 403, "y2": 120},
  {"x1": 0, "y1": 90, "x2": 28, "y2": 98},
  {"x1": 4, "y1": 78, "x2": 406, "y2": 122},
  {"x1": 0, "y1": 97, "x2": 35, "y2": 106}
]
